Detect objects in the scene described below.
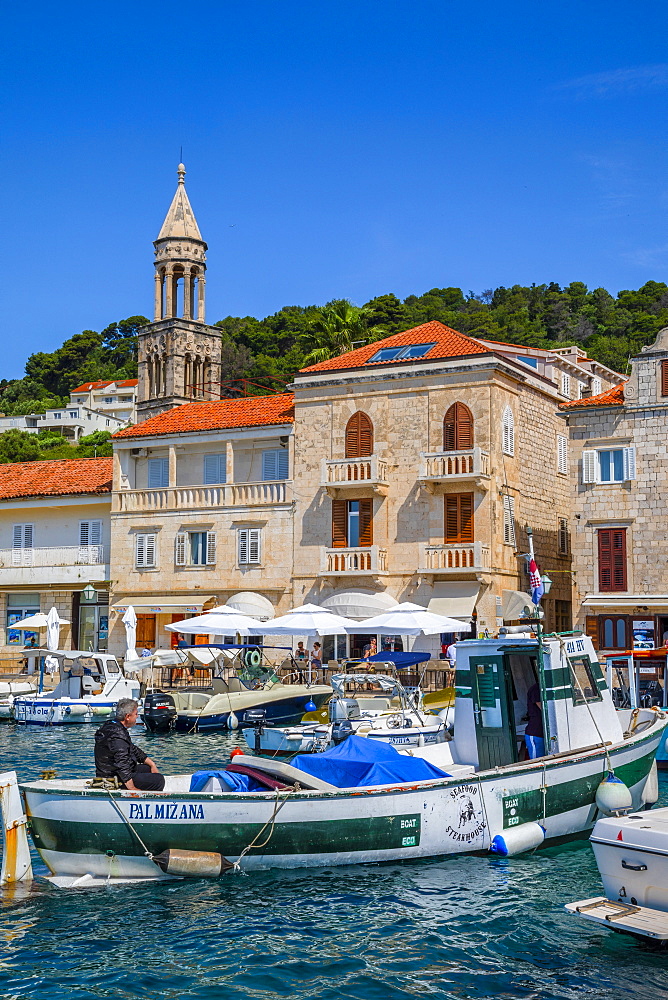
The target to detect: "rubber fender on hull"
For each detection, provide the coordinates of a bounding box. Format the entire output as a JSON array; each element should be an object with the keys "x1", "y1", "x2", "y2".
[
  {"x1": 595, "y1": 771, "x2": 633, "y2": 816},
  {"x1": 152, "y1": 849, "x2": 234, "y2": 878},
  {"x1": 489, "y1": 822, "x2": 545, "y2": 856},
  {"x1": 642, "y1": 760, "x2": 659, "y2": 806}
]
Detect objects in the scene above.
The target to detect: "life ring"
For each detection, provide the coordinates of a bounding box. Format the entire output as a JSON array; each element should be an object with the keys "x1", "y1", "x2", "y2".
[{"x1": 243, "y1": 649, "x2": 261, "y2": 669}]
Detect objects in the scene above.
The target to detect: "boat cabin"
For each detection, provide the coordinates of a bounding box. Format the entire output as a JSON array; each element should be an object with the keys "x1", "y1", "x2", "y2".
[
  {"x1": 35, "y1": 650, "x2": 124, "y2": 700},
  {"x1": 454, "y1": 632, "x2": 624, "y2": 768}
]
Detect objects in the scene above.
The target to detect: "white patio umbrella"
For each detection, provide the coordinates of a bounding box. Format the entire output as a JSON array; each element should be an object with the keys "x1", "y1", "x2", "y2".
[
  {"x1": 122, "y1": 606, "x2": 138, "y2": 661},
  {"x1": 248, "y1": 604, "x2": 354, "y2": 684},
  {"x1": 348, "y1": 602, "x2": 467, "y2": 635},
  {"x1": 45, "y1": 606, "x2": 62, "y2": 677},
  {"x1": 11, "y1": 612, "x2": 70, "y2": 629},
  {"x1": 165, "y1": 605, "x2": 260, "y2": 637}
]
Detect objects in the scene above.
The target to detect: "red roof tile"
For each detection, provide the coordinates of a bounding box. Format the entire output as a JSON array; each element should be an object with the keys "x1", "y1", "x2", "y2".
[
  {"x1": 0, "y1": 458, "x2": 113, "y2": 501},
  {"x1": 114, "y1": 393, "x2": 295, "y2": 439},
  {"x1": 560, "y1": 382, "x2": 626, "y2": 409},
  {"x1": 299, "y1": 321, "x2": 489, "y2": 373},
  {"x1": 71, "y1": 379, "x2": 138, "y2": 393}
]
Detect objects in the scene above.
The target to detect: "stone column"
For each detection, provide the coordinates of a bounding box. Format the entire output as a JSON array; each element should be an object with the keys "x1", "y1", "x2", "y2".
[
  {"x1": 183, "y1": 270, "x2": 192, "y2": 320},
  {"x1": 169, "y1": 445, "x2": 177, "y2": 487},
  {"x1": 165, "y1": 265, "x2": 174, "y2": 317},
  {"x1": 154, "y1": 272, "x2": 162, "y2": 321},
  {"x1": 226, "y1": 440, "x2": 234, "y2": 483},
  {"x1": 197, "y1": 275, "x2": 206, "y2": 323}
]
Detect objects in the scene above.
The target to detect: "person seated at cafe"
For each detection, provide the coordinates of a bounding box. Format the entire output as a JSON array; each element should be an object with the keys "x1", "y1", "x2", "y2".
[
  {"x1": 295, "y1": 641, "x2": 307, "y2": 661},
  {"x1": 94, "y1": 698, "x2": 165, "y2": 790}
]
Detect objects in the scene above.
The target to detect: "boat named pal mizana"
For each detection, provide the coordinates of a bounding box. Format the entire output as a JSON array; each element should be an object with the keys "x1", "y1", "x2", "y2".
[{"x1": 3, "y1": 630, "x2": 667, "y2": 884}]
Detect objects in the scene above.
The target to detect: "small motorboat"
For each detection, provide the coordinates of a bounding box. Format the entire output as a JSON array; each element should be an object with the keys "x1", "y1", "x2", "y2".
[
  {"x1": 137, "y1": 644, "x2": 331, "y2": 733},
  {"x1": 242, "y1": 663, "x2": 448, "y2": 756},
  {"x1": 566, "y1": 803, "x2": 668, "y2": 941},
  {"x1": 12, "y1": 651, "x2": 140, "y2": 725}
]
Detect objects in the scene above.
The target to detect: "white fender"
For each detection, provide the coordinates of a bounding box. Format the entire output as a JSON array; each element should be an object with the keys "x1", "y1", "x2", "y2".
[
  {"x1": 595, "y1": 772, "x2": 633, "y2": 816},
  {"x1": 227, "y1": 711, "x2": 239, "y2": 730},
  {"x1": 489, "y1": 822, "x2": 545, "y2": 856},
  {"x1": 641, "y1": 760, "x2": 659, "y2": 806}
]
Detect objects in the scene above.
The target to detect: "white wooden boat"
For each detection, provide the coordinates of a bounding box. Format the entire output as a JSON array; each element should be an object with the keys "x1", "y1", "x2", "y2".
[
  {"x1": 12, "y1": 651, "x2": 139, "y2": 725},
  {"x1": 0, "y1": 679, "x2": 38, "y2": 720},
  {"x1": 17, "y1": 633, "x2": 668, "y2": 877}
]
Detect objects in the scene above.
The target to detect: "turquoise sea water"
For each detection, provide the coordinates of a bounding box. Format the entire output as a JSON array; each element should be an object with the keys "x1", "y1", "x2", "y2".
[{"x1": 0, "y1": 723, "x2": 667, "y2": 1000}]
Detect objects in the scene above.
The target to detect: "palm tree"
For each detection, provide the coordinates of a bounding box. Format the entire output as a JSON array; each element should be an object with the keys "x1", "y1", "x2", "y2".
[{"x1": 300, "y1": 300, "x2": 382, "y2": 366}]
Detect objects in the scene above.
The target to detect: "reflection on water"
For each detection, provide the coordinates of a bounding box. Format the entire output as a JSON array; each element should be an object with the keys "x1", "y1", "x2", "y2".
[{"x1": 1, "y1": 722, "x2": 668, "y2": 999}]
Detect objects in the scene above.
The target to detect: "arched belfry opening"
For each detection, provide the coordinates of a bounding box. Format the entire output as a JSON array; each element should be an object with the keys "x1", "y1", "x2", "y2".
[{"x1": 137, "y1": 163, "x2": 222, "y2": 420}]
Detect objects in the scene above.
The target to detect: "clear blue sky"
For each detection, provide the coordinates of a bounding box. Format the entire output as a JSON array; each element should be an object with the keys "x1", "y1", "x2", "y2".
[{"x1": 2, "y1": 1, "x2": 667, "y2": 378}]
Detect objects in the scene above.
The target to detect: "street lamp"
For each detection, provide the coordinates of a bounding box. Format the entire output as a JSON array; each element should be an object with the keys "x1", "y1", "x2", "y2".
[
  {"x1": 81, "y1": 584, "x2": 97, "y2": 603},
  {"x1": 540, "y1": 573, "x2": 553, "y2": 595}
]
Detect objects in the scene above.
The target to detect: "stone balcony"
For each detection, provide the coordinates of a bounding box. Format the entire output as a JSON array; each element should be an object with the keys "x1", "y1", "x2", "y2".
[
  {"x1": 418, "y1": 448, "x2": 491, "y2": 492},
  {"x1": 0, "y1": 545, "x2": 109, "y2": 585},
  {"x1": 320, "y1": 545, "x2": 389, "y2": 577},
  {"x1": 321, "y1": 457, "x2": 389, "y2": 498},
  {"x1": 418, "y1": 541, "x2": 491, "y2": 577},
  {"x1": 114, "y1": 480, "x2": 293, "y2": 513}
]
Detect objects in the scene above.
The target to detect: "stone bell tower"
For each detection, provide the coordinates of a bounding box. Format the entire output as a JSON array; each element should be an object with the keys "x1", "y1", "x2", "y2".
[{"x1": 137, "y1": 163, "x2": 222, "y2": 421}]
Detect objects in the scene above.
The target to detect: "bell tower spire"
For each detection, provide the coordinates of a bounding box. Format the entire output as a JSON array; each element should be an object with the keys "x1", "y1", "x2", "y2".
[{"x1": 136, "y1": 164, "x2": 222, "y2": 421}]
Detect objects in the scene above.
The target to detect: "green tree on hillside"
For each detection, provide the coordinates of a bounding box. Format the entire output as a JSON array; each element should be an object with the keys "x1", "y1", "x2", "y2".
[{"x1": 300, "y1": 300, "x2": 383, "y2": 365}]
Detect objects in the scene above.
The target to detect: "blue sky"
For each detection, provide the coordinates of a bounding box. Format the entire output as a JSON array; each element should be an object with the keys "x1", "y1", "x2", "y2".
[{"x1": 2, "y1": 1, "x2": 668, "y2": 377}]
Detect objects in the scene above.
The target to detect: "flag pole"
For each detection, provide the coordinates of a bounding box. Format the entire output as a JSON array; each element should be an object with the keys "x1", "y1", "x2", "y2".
[{"x1": 526, "y1": 527, "x2": 551, "y2": 751}]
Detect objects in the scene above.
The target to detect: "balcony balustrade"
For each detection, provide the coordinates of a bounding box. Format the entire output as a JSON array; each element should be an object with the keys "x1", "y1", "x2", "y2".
[
  {"x1": 418, "y1": 448, "x2": 490, "y2": 492},
  {"x1": 320, "y1": 545, "x2": 389, "y2": 576},
  {"x1": 0, "y1": 545, "x2": 108, "y2": 585},
  {"x1": 0, "y1": 545, "x2": 106, "y2": 568},
  {"x1": 419, "y1": 541, "x2": 491, "y2": 575},
  {"x1": 321, "y1": 457, "x2": 389, "y2": 497},
  {"x1": 114, "y1": 480, "x2": 293, "y2": 513}
]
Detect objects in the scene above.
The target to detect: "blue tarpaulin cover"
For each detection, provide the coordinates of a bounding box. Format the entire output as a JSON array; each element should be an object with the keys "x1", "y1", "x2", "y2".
[
  {"x1": 189, "y1": 769, "x2": 262, "y2": 792},
  {"x1": 365, "y1": 651, "x2": 432, "y2": 668},
  {"x1": 291, "y1": 734, "x2": 450, "y2": 788}
]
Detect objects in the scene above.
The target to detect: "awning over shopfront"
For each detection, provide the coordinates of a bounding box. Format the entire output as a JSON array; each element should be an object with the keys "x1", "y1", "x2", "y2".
[
  {"x1": 428, "y1": 582, "x2": 480, "y2": 622},
  {"x1": 321, "y1": 589, "x2": 397, "y2": 621},
  {"x1": 111, "y1": 596, "x2": 216, "y2": 613},
  {"x1": 582, "y1": 595, "x2": 668, "y2": 610},
  {"x1": 226, "y1": 592, "x2": 275, "y2": 621}
]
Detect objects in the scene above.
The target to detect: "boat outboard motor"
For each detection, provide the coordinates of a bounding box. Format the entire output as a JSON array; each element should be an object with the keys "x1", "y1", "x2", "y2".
[
  {"x1": 329, "y1": 698, "x2": 360, "y2": 722},
  {"x1": 331, "y1": 719, "x2": 353, "y2": 744},
  {"x1": 242, "y1": 708, "x2": 268, "y2": 753},
  {"x1": 141, "y1": 692, "x2": 177, "y2": 734}
]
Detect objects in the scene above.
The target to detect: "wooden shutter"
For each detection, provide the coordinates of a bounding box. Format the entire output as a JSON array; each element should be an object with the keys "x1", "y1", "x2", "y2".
[
  {"x1": 332, "y1": 499, "x2": 348, "y2": 547},
  {"x1": 277, "y1": 449, "x2": 289, "y2": 479},
  {"x1": 359, "y1": 498, "x2": 373, "y2": 546},
  {"x1": 13, "y1": 523, "x2": 32, "y2": 548},
  {"x1": 238, "y1": 529, "x2": 248, "y2": 563},
  {"x1": 175, "y1": 532, "x2": 187, "y2": 566},
  {"x1": 206, "y1": 531, "x2": 217, "y2": 565},
  {"x1": 345, "y1": 412, "x2": 374, "y2": 458},
  {"x1": 148, "y1": 458, "x2": 168, "y2": 488},
  {"x1": 598, "y1": 528, "x2": 627, "y2": 592},
  {"x1": 662, "y1": 359, "x2": 668, "y2": 397},
  {"x1": 623, "y1": 447, "x2": 636, "y2": 481},
  {"x1": 204, "y1": 454, "x2": 226, "y2": 484},
  {"x1": 558, "y1": 517, "x2": 569, "y2": 555},
  {"x1": 444, "y1": 493, "x2": 474, "y2": 543},
  {"x1": 503, "y1": 495, "x2": 516, "y2": 546},
  {"x1": 502, "y1": 407, "x2": 514, "y2": 456},
  {"x1": 585, "y1": 615, "x2": 599, "y2": 649},
  {"x1": 582, "y1": 450, "x2": 597, "y2": 484},
  {"x1": 262, "y1": 450, "x2": 278, "y2": 480},
  {"x1": 136, "y1": 614, "x2": 156, "y2": 647},
  {"x1": 79, "y1": 520, "x2": 102, "y2": 546},
  {"x1": 557, "y1": 435, "x2": 568, "y2": 475},
  {"x1": 443, "y1": 402, "x2": 474, "y2": 451},
  {"x1": 136, "y1": 533, "x2": 156, "y2": 568}
]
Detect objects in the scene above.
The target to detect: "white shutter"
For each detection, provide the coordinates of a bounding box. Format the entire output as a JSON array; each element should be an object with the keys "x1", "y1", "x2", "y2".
[
  {"x1": 145, "y1": 534, "x2": 156, "y2": 567},
  {"x1": 175, "y1": 532, "x2": 187, "y2": 566},
  {"x1": 262, "y1": 450, "x2": 278, "y2": 480},
  {"x1": 623, "y1": 446, "x2": 636, "y2": 481},
  {"x1": 23, "y1": 524, "x2": 33, "y2": 548},
  {"x1": 277, "y1": 449, "x2": 289, "y2": 480},
  {"x1": 204, "y1": 454, "x2": 226, "y2": 485},
  {"x1": 12, "y1": 524, "x2": 23, "y2": 548},
  {"x1": 148, "y1": 458, "x2": 168, "y2": 488},
  {"x1": 135, "y1": 533, "x2": 145, "y2": 567},
  {"x1": 90, "y1": 520, "x2": 102, "y2": 546},
  {"x1": 561, "y1": 373, "x2": 571, "y2": 397},
  {"x1": 238, "y1": 529, "x2": 248, "y2": 564},
  {"x1": 79, "y1": 521, "x2": 90, "y2": 546},
  {"x1": 591, "y1": 377, "x2": 602, "y2": 396},
  {"x1": 249, "y1": 529, "x2": 261, "y2": 563},
  {"x1": 557, "y1": 435, "x2": 568, "y2": 475},
  {"x1": 503, "y1": 495, "x2": 516, "y2": 546},
  {"x1": 502, "y1": 407, "x2": 514, "y2": 456},
  {"x1": 206, "y1": 531, "x2": 217, "y2": 565},
  {"x1": 582, "y1": 449, "x2": 597, "y2": 484}
]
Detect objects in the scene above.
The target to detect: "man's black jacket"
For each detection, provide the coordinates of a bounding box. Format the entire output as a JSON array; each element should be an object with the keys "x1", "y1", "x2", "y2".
[{"x1": 94, "y1": 719, "x2": 147, "y2": 783}]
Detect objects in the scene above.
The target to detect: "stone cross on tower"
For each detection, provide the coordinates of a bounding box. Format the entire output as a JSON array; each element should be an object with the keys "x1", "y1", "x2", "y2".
[{"x1": 137, "y1": 163, "x2": 222, "y2": 420}]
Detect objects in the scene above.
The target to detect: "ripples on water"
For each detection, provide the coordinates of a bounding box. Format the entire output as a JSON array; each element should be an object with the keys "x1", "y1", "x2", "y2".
[{"x1": 0, "y1": 723, "x2": 667, "y2": 999}]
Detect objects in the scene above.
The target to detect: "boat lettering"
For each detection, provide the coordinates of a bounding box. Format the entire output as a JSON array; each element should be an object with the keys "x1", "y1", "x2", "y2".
[
  {"x1": 502, "y1": 789, "x2": 543, "y2": 828},
  {"x1": 128, "y1": 802, "x2": 205, "y2": 821},
  {"x1": 565, "y1": 638, "x2": 586, "y2": 655},
  {"x1": 444, "y1": 784, "x2": 487, "y2": 844},
  {"x1": 400, "y1": 818, "x2": 417, "y2": 829},
  {"x1": 402, "y1": 836, "x2": 417, "y2": 846}
]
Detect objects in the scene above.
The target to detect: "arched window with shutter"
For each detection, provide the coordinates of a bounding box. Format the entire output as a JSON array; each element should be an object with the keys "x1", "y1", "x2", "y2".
[
  {"x1": 443, "y1": 402, "x2": 474, "y2": 451},
  {"x1": 345, "y1": 411, "x2": 374, "y2": 458},
  {"x1": 502, "y1": 406, "x2": 515, "y2": 456}
]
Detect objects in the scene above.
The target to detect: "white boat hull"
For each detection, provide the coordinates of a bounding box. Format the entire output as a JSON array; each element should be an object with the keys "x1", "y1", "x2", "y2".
[
  {"x1": 22, "y1": 719, "x2": 666, "y2": 876},
  {"x1": 13, "y1": 698, "x2": 119, "y2": 725}
]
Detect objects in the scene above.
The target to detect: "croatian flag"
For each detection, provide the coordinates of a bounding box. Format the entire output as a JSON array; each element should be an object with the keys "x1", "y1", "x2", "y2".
[{"x1": 529, "y1": 558, "x2": 544, "y2": 605}]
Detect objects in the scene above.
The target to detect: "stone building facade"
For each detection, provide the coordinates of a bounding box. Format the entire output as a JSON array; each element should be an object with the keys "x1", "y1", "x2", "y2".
[{"x1": 562, "y1": 327, "x2": 668, "y2": 661}]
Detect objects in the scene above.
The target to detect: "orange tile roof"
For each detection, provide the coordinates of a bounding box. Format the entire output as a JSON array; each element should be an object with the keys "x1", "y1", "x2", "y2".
[
  {"x1": 0, "y1": 458, "x2": 113, "y2": 501},
  {"x1": 299, "y1": 321, "x2": 489, "y2": 373},
  {"x1": 559, "y1": 382, "x2": 626, "y2": 409},
  {"x1": 71, "y1": 379, "x2": 138, "y2": 393},
  {"x1": 114, "y1": 393, "x2": 295, "y2": 439}
]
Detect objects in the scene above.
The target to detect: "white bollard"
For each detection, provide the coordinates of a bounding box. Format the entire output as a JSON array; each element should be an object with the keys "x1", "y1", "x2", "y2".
[{"x1": 0, "y1": 771, "x2": 33, "y2": 885}]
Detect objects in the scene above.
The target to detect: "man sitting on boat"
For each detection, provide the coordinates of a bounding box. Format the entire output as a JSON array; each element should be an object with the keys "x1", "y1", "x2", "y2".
[{"x1": 94, "y1": 699, "x2": 165, "y2": 790}]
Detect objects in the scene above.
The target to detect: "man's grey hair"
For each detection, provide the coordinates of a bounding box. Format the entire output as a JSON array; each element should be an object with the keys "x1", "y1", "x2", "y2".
[{"x1": 115, "y1": 698, "x2": 138, "y2": 721}]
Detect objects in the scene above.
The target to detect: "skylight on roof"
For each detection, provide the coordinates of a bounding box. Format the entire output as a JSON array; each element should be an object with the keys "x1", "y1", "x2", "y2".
[{"x1": 369, "y1": 343, "x2": 436, "y2": 364}]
